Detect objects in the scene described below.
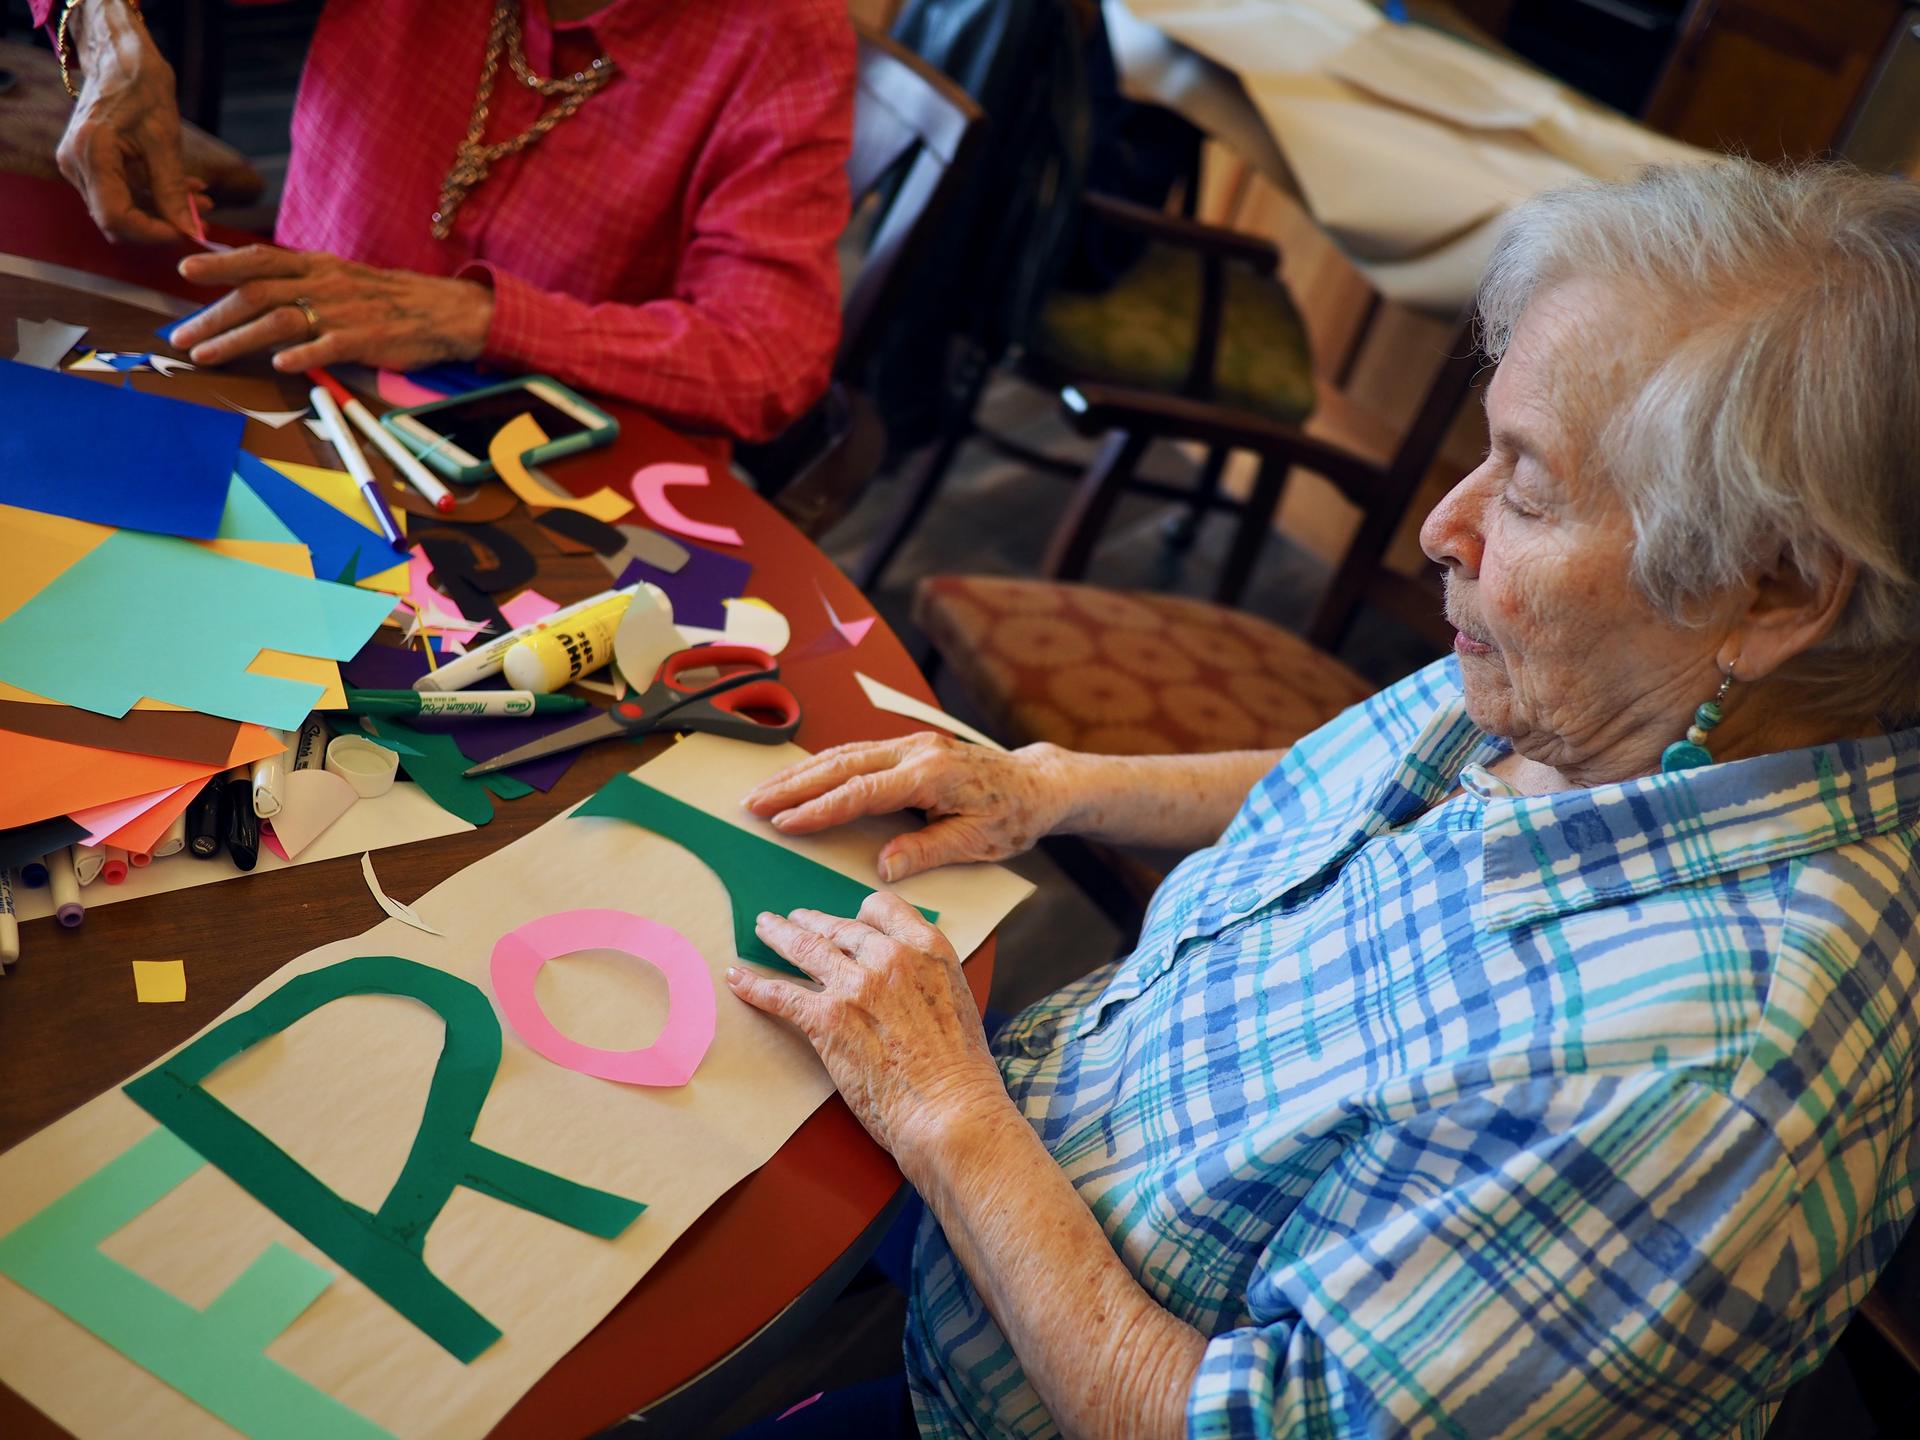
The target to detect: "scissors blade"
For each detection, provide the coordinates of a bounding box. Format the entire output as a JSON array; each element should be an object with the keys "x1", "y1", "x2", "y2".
[{"x1": 461, "y1": 710, "x2": 627, "y2": 777}]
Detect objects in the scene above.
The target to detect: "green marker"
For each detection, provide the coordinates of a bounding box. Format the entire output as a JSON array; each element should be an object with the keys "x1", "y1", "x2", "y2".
[{"x1": 342, "y1": 688, "x2": 589, "y2": 720}]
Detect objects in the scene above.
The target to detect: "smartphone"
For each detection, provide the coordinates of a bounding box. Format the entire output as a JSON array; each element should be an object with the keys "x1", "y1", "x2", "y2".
[{"x1": 380, "y1": 377, "x2": 619, "y2": 483}]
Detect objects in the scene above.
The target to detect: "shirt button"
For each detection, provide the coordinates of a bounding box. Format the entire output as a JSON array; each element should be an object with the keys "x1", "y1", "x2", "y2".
[{"x1": 1227, "y1": 888, "x2": 1261, "y2": 913}]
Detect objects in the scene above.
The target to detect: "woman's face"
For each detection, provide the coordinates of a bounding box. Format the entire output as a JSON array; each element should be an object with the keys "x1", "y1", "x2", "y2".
[{"x1": 1419, "y1": 282, "x2": 1727, "y2": 781}]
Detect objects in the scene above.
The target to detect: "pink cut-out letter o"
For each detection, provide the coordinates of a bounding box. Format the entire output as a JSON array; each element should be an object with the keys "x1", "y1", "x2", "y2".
[{"x1": 490, "y1": 909, "x2": 716, "y2": 1087}]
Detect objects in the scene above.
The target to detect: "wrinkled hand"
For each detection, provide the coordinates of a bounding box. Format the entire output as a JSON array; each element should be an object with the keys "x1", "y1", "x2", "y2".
[
  {"x1": 727, "y1": 894, "x2": 1008, "y2": 1163},
  {"x1": 742, "y1": 734, "x2": 1073, "y2": 881},
  {"x1": 57, "y1": 0, "x2": 202, "y2": 243},
  {"x1": 172, "y1": 246, "x2": 494, "y2": 373}
]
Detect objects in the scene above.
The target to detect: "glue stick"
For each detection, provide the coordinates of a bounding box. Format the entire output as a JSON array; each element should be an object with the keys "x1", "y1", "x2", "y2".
[{"x1": 501, "y1": 592, "x2": 633, "y2": 693}]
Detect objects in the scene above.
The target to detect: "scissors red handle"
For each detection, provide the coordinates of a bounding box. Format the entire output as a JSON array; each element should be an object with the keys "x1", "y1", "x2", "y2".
[{"x1": 668, "y1": 678, "x2": 802, "y2": 744}]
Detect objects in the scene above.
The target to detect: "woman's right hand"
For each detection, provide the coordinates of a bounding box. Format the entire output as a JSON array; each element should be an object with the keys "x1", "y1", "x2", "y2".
[
  {"x1": 57, "y1": 0, "x2": 200, "y2": 244},
  {"x1": 742, "y1": 734, "x2": 1078, "y2": 882}
]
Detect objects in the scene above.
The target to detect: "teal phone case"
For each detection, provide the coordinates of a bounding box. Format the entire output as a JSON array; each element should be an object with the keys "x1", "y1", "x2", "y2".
[{"x1": 378, "y1": 377, "x2": 619, "y2": 483}]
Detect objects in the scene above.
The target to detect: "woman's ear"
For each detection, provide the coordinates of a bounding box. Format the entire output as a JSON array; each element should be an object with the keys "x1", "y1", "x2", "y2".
[{"x1": 1721, "y1": 548, "x2": 1856, "y2": 682}]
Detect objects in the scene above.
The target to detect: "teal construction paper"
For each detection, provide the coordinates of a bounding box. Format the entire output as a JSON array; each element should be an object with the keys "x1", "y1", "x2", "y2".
[
  {"x1": 572, "y1": 774, "x2": 938, "y2": 972},
  {"x1": 356, "y1": 717, "x2": 533, "y2": 826},
  {"x1": 0, "y1": 528, "x2": 395, "y2": 729},
  {"x1": 234, "y1": 452, "x2": 399, "y2": 586},
  {"x1": 0, "y1": 357, "x2": 242, "y2": 539},
  {"x1": 0, "y1": 1127, "x2": 391, "y2": 1438},
  {"x1": 124, "y1": 955, "x2": 646, "y2": 1362},
  {"x1": 217, "y1": 474, "x2": 300, "y2": 545}
]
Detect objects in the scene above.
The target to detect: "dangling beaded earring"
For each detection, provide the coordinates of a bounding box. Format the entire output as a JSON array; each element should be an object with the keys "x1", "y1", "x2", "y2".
[{"x1": 1661, "y1": 668, "x2": 1735, "y2": 772}]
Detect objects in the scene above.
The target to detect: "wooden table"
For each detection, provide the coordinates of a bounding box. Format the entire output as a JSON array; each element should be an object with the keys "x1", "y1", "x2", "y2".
[{"x1": 0, "y1": 174, "x2": 990, "y2": 1439}]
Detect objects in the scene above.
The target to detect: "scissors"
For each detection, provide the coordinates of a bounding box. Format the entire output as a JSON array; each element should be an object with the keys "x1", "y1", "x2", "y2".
[{"x1": 462, "y1": 645, "x2": 801, "y2": 777}]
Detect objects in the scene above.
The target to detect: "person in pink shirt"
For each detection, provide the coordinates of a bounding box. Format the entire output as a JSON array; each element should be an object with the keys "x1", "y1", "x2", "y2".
[{"x1": 42, "y1": 0, "x2": 856, "y2": 440}]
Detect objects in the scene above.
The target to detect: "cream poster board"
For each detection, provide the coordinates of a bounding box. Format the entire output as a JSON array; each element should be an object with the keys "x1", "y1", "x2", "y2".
[{"x1": 0, "y1": 734, "x2": 1034, "y2": 1438}]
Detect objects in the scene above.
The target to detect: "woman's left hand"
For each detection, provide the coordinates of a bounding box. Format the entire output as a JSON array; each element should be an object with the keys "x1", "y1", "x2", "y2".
[
  {"x1": 728, "y1": 893, "x2": 1009, "y2": 1166},
  {"x1": 172, "y1": 245, "x2": 493, "y2": 373}
]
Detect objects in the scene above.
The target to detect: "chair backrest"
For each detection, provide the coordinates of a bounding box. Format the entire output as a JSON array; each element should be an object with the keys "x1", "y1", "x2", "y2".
[{"x1": 837, "y1": 29, "x2": 984, "y2": 379}]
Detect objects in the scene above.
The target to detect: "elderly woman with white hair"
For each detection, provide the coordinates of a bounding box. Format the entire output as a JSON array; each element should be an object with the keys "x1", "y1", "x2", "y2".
[{"x1": 726, "y1": 159, "x2": 1920, "y2": 1439}]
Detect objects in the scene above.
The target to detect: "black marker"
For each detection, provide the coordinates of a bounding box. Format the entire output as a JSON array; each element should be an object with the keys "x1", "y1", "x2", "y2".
[
  {"x1": 186, "y1": 780, "x2": 225, "y2": 859},
  {"x1": 222, "y1": 764, "x2": 259, "y2": 872}
]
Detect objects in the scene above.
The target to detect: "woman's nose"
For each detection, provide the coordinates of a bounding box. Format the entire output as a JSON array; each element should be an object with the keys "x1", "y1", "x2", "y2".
[{"x1": 1420, "y1": 465, "x2": 1488, "y2": 578}]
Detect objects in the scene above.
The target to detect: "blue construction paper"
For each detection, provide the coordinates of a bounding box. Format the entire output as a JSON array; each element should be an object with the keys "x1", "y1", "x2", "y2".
[
  {"x1": 155, "y1": 302, "x2": 214, "y2": 349},
  {"x1": 0, "y1": 529, "x2": 396, "y2": 728},
  {"x1": 0, "y1": 357, "x2": 243, "y2": 538},
  {"x1": 616, "y1": 537, "x2": 751, "y2": 631},
  {"x1": 0, "y1": 816, "x2": 88, "y2": 871},
  {"x1": 341, "y1": 642, "x2": 582, "y2": 791},
  {"x1": 217, "y1": 474, "x2": 300, "y2": 545},
  {"x1": 233, "y1": 452, "x2": 401, "y2": 585}
]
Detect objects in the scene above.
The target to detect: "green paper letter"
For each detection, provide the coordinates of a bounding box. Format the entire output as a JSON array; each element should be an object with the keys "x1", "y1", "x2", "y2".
[
  {"x1": 123, "y1": 955, "x2": 646, "y2": 1362},
  {"x1": 0, "y1": 1128, "x2": 391, "y2": 1438}
]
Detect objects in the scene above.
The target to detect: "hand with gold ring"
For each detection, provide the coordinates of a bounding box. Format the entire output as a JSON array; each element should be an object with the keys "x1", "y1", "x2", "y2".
[{"x1": 172, "y1": 245, "x2": 495, "y2": 373}]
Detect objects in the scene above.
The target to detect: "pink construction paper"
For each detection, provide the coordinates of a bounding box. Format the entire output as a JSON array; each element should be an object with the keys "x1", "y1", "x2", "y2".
[
  {"x1": 490, "y1": 908, "x2": 716, "y2": 1088},
  {"x1": 499, "y1": 589, "x2": 562, "y2": 631},
  {"x1": 377, "y1": 369, "x2": 449, "y2": 408},
  {"x1": 629, "y1": 463, "x2": 742, "y2": 548},
  {"x1": 820, "y1": 587, "x2": 876, "y2": 647},
  {"x1": 69, "y1": 784, "x2": 183, "y2": 846}
]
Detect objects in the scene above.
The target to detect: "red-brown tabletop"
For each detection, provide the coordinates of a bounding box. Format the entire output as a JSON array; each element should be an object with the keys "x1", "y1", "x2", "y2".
[{"x1": 0, "y1": 173, "x2": 990, "y2": 1439}]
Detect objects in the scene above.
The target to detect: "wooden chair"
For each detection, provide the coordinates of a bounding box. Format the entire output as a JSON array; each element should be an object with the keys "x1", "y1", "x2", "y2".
[
  {"x1": 854, "y1": 173, "x2": 1325, "y2": 593},
  {"x1": 751, "y1": 29, "x2": 984, "y2": 539},
  {"x1": 1045, "y1": 309, "x2": 1482, "y2": 652}
]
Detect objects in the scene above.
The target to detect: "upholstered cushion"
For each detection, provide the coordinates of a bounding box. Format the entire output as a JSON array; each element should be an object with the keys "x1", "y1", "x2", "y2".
[
  {"x1": 0, "y1": 40, "x2": 264, "y2": 203},
  {"x1": 1031, "y1": 241, "x2": 1316, "y2": 426},
  {"x1": 913, "y1": 576, "x2": 1374, "y2": 756}
]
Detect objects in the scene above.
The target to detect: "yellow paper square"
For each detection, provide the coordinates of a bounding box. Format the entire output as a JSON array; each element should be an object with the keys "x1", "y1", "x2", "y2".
[{"x1": 131, "y1": 959, "x2": 186, "y2": 1003}]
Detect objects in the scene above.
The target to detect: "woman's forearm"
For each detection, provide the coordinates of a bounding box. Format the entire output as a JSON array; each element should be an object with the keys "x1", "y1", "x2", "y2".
[
  {"x1": 1045, "y1": 747, "x2": 1282, "y2": 852},
  {"x1": 902, "y1": 1098, "x2": 1205, "y2": 1440}
]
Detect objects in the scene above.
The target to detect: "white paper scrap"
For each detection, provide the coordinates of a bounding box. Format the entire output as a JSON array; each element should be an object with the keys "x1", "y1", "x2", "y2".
[
  {"x1": 223, "y1": 398, "x2": 312, "y2": 429},
  {"x1": 13, "y1": 317, "x2": 89, "y2": 370},
  {"x1": 360, "y1": 852, "x2": 445, "y2": 936},
  {"x1": 853, "y1": 671, "x2": 1008, "y2": 751}
]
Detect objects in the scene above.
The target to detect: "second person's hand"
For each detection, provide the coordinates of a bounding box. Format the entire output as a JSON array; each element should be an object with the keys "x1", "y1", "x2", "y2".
[
  {"x1": 173, "y1": 246, "x2": 495, "y2": 373},
  {"x1": 742, "y1": 733, "x2": 1078, "y2": 882}
]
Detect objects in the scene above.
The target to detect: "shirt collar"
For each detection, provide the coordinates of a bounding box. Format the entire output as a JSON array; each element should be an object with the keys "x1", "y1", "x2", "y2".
[
  {"x1": 1476, "y1": 725, "x2": 1920, "y2": 931},
  {"x1": 527, "y1": 0, "x2": 682, "y2": 72}
]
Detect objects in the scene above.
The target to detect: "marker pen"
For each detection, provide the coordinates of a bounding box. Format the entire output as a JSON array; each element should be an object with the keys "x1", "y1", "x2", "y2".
[
  {"x1": 414, "y1": 583, "x2": 644, "y2": 692},
  {"x1": 154, "y1": 813, "x2": 189, "y2": 859},
  {"x1": 187, "y1": 782, "x2": 225, "y2": 859},
  {"x1": 310, "y1": 383, "x2": 407, "y2": 552},
  {"x1": 19, "y1": 858, "x2": 47, "y2": 888},
  {"x1": 0, "y1": 870, "x2": 18, "y2": 970},
  {"x1": 101, "y1": 847, "x2": 130, "y2": 884},
  {"x1": 311, "y1": 367, "x2": 456, "y2": 514},
  {"x1": 343, "y1": 688, "x2": 589, "y2": 719},
  {"x1": 253, "y1": 727, "x2": 292, "y2": 819},
  {"x1": 223, "y1": 764, "x2": 260, "y2": 872},
  {"x1": 45, "y1": 847, "x2": 83, "y2": 927},
  {"x1": 74, "y1": 843, "x2": 107, "y2": 886},
  {"x1": 130, "y1": 850, "x2": 154, "y2": 868},
  {"x1": 291, "y1": 713, "x2": 328, "y2": 772}
]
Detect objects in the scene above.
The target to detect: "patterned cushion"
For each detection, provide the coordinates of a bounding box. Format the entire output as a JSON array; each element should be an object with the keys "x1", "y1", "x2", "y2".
[
  {"x1": 0, "y1": 41, "x2": 263, "y2": 203},
  {"x1": 913, "y1": 576, "x2": 1374, "y2": 756},
  {"x1": 1031, "y1": 241, "x2": 1316, "y2": 426}
]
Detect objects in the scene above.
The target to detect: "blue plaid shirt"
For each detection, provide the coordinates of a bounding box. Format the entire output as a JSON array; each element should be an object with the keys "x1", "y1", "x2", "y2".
[{"x1": 905, "y1": 658, "x2": 1920, "y2": 1439}]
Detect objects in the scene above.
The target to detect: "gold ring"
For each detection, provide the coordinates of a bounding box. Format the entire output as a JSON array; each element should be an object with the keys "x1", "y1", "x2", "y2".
[{"x1": 290, "y1": 296, "x2": 320, "y2": 339}]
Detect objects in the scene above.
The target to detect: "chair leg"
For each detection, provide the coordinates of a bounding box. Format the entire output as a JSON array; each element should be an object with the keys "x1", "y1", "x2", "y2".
[
  {"x1": 854, "y1": 422, "x2": 971, "y2": 593},
  {"x1": 1162, "y1": 444, "x2": 1231, "y2": 552},
  {"x1": 1214, "y1": 453, "x2": 1287, "y2": 606},
  {"x1": 1042, "y1": 430, "x2": 1151, "y2": 581}
]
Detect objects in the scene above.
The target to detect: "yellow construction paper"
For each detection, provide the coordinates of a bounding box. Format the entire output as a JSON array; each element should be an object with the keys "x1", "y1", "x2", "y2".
[
  {"x1": 131, "y1": 961, "x2": 186, "y2": 1004},
  {"x1": 488, "y1": 415, "x2": 633, "y2": 522},
  {"x1": 264, "y1": 460, "x2": 410, "y2": 596}
]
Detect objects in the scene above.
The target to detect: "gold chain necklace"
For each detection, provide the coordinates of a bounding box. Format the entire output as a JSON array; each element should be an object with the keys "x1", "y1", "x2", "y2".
[{"x1": 432, "y1": 0, "x2": 616, "y2": 240}]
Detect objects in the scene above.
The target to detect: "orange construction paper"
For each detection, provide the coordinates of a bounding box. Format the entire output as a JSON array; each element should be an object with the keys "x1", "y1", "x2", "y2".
[
  {"x1": 0, "y1": 727, "x2": 285, "y2": 831},
  {"x1": 103, "y1": 775, "x2": 213, "y2": 854}
]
